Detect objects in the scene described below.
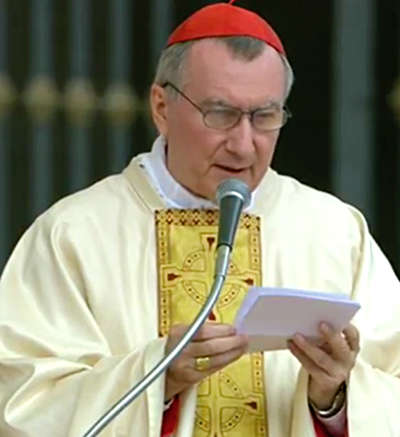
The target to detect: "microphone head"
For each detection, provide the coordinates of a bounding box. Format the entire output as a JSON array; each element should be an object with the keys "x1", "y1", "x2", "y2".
[{"x1": 215, "y1": 178, "x2": 251, "y2": 209}]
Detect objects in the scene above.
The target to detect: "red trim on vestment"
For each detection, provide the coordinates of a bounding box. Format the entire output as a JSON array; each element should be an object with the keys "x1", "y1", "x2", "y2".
[
  {"x1": 161, "y1": 396, "x2": 180, "y2": 437},
  {"x1": 313, "y1": 414, "x2": 349, "y2": 437}
]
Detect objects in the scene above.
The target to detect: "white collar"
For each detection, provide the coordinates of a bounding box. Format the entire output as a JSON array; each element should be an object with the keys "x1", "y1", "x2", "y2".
[{"x1": 141, "y1": 135, "x2": 255, "y2": 210}]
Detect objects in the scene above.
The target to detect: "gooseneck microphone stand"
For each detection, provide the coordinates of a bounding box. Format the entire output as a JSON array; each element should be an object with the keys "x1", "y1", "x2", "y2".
[
  {"x1": 82, "y1": 246, "x2": 231, "y2": 437},
  {"x1": 82, "y1": 179, "x2": 250, "y2": 437}
]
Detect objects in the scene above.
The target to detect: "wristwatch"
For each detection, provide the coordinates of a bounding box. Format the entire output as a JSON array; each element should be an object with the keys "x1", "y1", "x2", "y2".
[{"x1": 309, "y1": 383, "x2": 347, "y2": 418}]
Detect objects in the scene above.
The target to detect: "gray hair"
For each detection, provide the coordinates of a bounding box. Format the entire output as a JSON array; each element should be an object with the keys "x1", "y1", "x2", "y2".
[{"x1": 154, "y1": 36, "x2": 294, "y2": 101}]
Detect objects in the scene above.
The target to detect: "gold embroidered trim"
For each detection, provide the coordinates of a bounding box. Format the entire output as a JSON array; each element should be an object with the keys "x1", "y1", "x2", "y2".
[{"x1": 156, "y1": 209, "x2": 267, "y2": 437}]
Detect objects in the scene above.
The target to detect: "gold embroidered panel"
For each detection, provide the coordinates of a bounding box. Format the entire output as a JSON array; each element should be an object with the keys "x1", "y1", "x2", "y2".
[{"x1": 156, "y1": 209, "x2": 268, "y2": 437}]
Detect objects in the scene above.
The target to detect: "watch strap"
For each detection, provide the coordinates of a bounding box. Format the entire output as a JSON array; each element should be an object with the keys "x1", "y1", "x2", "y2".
[{"x1": 309, "y1": 382, "x2": 347, "y2": 418}]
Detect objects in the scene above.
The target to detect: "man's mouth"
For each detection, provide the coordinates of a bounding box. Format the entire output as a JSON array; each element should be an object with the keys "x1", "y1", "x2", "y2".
[{"x1": 214, "y1": 164, "x2": 246, "y2": 174}]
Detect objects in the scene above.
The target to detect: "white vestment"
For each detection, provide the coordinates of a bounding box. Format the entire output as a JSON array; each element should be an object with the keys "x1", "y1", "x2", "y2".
[{"x1": 0, "y1": 147, "x2": 400, "y2": 437}]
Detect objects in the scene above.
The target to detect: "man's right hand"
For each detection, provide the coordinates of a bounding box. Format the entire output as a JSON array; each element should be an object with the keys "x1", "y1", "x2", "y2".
[{"x1": 164, "y1": 323, "x2": 249, "y2": 401}]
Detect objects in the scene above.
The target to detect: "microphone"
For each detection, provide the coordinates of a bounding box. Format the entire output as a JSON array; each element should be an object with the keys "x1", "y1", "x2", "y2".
[
  {"x1": 214, "y1": 178, "x2": 251, "y2": 277},
  {"x1": 216, "y1": 178, "x2": 251, "y2": 249},
  {"x1": 82, "y1": 178, "x2": 250, "y2": 437}
]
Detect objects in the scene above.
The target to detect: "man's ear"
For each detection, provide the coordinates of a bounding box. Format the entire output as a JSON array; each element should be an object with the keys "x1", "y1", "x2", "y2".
[{"x1": 150, "y1": 84, "x2": 168, "y2": 136}]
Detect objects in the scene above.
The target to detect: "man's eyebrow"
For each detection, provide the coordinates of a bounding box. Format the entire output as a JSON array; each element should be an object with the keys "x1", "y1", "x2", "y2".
[
  {"x1": 255, "y1": 101, "x2": 282, "y2": 111},
  {"x1": 200, "y1": 98, "x2": 232, "y2": 108},
  {"x1": 199, "y1": 97, "x2": 283, "y2": 110}
]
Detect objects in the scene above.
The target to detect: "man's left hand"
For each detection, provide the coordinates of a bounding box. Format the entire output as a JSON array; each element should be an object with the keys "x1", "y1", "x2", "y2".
[{"x1": 288, "y1": 323, "x2": 360, "y2": 409}]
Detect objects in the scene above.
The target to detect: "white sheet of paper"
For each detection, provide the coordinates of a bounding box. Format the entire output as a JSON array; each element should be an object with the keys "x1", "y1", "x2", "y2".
[{"x1": 234, "y1": 287, "x2": 361, "y2": 352}]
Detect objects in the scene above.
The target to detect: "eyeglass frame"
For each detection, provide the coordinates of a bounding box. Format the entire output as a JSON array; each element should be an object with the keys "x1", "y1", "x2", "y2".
[{"x1": 161, "y1": 81, "x2": 292, "y2": 132}]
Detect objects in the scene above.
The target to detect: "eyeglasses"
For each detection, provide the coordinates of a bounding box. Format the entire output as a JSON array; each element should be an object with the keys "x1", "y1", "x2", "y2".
[{"x1": 162, "y1": 81, "x2": 291, "y2": 132}]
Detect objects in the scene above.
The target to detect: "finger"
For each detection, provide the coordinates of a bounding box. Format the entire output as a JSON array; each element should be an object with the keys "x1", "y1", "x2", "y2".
[
  {"x1": 192, "y1": 323, "x2": 236, "y2": 341},
  {"x1": 319, "y1": 323, "x2": 353, "y2": 361},
  {"x1": 203, "y1": 347, "x2": 246, "y2": 374},
  {"x1": 291, "y1": 333, "x2": 338, "y2": 375},
  {"x1": 168, "y1": 323, "x2": 236, "y2": 341},
  {"x1": 288, "y1": 340, "x2": 348, "y2": 398},
  {"x1": 288, "y1": 339, "x2": 331, "y2": 379},
  {"x1": 169, "y1": 324, "x2": 189, "y2": 338},
  {"x1": 343, "y1": 325, "x2": 360, "y2": 352},
  {"x1": 190, "y1": 334, "x2": 248, "y2": 358}
]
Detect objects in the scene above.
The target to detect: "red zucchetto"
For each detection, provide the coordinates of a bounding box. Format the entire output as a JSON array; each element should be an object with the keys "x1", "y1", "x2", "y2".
[{"x1": 167, "y1": 0, "x2": 285, "y2": 55}]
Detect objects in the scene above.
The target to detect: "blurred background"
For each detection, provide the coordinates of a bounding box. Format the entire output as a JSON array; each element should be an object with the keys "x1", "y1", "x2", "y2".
[{"x1": 0, "y1": 0, "x2": 399, "y2": 275}]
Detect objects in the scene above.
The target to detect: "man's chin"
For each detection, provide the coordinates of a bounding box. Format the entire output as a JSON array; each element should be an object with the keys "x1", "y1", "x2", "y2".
[
  {"x1": 204, "y1": 178, "x2": 257, "y2": 202},
  {"x1": 184, "y1": 174, "x2": 259, "y2": 202},
  {"x1": 215, "y1": 175, "x2": 256, "y2": 192}
]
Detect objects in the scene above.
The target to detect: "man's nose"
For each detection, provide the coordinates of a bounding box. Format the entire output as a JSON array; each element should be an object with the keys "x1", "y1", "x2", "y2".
[{"x1": 225, "y1": 114, "x2": 255, "y2": 155}]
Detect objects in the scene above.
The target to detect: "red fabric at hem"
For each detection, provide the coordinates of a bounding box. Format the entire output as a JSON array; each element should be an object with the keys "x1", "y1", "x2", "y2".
[
  {"x1": 313, "y1": 414, "x2": 349, "y2": 437},
  {"x1": 161, "y1": 396, "x2": 180, "y2": 437}
]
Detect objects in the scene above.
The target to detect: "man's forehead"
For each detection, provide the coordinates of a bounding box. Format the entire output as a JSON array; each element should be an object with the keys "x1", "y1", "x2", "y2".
[
  {"x1": 183, "y1": 39, "x2": 285, "y2": 86},
  {"x1": 185, "y1": 38, "x2": 281, "y2": 71}
]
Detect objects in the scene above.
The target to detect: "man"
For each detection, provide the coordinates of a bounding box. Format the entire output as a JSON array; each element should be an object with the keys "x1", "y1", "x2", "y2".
[{"x1": 0, "y1": 2, "x2": 399, "y2": 437}]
